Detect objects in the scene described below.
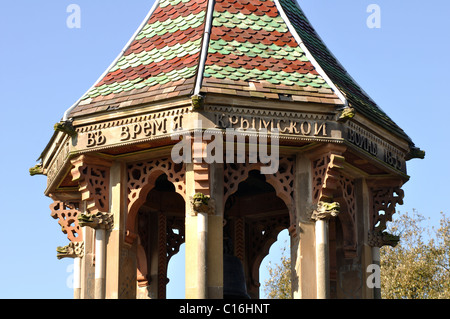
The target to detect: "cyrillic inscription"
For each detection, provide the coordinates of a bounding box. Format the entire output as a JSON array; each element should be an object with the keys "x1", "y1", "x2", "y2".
[{"x1": 215, "y1": 113, "x2": 328, "y2": 137}]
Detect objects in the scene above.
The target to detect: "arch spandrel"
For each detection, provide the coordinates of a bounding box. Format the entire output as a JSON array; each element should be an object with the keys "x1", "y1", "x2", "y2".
[{"x1": 126, "y1": 158, "x2": 186, "y2": 244}]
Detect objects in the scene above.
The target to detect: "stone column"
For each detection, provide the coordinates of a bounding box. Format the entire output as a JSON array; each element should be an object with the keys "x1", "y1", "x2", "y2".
[
  {"x1": 311, "y1": 201, "x2": 340, "y2": 299},
  {"x1": 185, "y1": 160, "x2": 222, "y2": 299},
  {"x1": 185, "y1": 162, "x2": 202, "y2": 298},
  {"x1": 197, "y1": 209, "x2": 208, "y2": 299},
  {"x1": 207, "y1": 162, "x2": 224, "y2": 299},
  {"x1": 73, "y1": 257, "x2": 82, "y2": 299},
  {"x1": 95, "y1": 228, "x2": 106, "y2": 299},
  {"x1": 105, "y1": 161, "x2": 126, "y2": 299},
  {"x1": 292, "y1": 154, "x2": 317, "y2": 299},
  {"x1": 371, "y1": 246, "x2": 381, "y2": 299},
  {"x1": 367, "y1": 230, "x2": 399, "y2": 299}
]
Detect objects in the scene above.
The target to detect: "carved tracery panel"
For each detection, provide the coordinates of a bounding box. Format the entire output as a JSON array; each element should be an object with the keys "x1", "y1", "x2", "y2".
[
  {"x1": 370, "y1": 186, "x2": 404, "y2": 232},
  {"x1": 128, "y1": 158, "x2": 185, "y2": 205},
  {"x1": 312, "y1": 154, "x2": 330, "y2": 203},
  {"x1": 223, "y1": 156, "x2": 296, "y2": 229},
  {"x1": 311, "y1": 152, "x2": 358, "y2": 257},
  {"x1": 126, "y1": 158, "x2": 186, "y2": 243},
  {"x1": 337, "y1": 174, "x2": 357, "y2": 257},
  {"x1": 247, "y1": 214, "x2": 290, "y2": 293},
  {"x1": 136, "y1": 211, "x2": 185, "y2": 298},
  {"x1": 71, "y1": 155, "x2": 112, "y2": 215}
]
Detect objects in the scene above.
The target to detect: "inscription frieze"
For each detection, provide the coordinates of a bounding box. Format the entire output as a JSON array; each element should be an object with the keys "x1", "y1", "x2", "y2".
[
  {"x1": 213, "y1": 112, "x2": 331, "y2": 138},
  {"x1": 74, "y1": 108, "x2": 188, "y2": 150},
  {"x1": 46, "y1": 138, "x2": 70, "y2": 187},
  {"x1": 345, "y1": 124, "x2": 405, "y2": 172}
]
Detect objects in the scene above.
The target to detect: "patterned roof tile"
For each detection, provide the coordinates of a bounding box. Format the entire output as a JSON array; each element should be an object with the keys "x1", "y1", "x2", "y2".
[
  {"x1": 74, "y1": 0, "x2": 208, "y2": 104},
  {"x1": 66, "y1": 0, "x2": 412, "y2": 145},
  {"x1": 202, "y1": 0, "x2": 332, "y2": 94},
  {"x1": 279, "y1": 0, "x2": 411, "y2": 142}
]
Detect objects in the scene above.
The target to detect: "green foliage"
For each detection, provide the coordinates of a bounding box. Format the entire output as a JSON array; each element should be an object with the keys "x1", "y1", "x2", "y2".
[
  {"x1": 380, "y1": 210, "x2": 450, "y2": 299},
  {"x1": 263, "y1": 247, "x2": 292, "y2": 299}
]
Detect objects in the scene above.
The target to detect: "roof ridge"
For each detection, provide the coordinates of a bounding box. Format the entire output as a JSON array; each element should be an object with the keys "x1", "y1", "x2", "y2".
[
  {"x1": 194, "y1": 0, "x2": 216, "y2": 96},
  {"x1": 273, "y1": 0, "x2": 347, "y2": 106},
  {"x1": 278, "y1": 0, "x2": 412, "y2": 143},
  {"x1": 201, "y1": 0, "x2": 339, "y2": 96}
]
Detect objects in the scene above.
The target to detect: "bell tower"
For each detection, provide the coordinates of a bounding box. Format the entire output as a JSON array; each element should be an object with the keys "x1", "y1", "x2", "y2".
[{"x1": 32, "y1": 0, "x2": 423, "y2": 299}]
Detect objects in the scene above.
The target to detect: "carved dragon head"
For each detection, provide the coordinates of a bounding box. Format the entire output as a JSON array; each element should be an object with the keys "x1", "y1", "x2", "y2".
[
  {"x1": 78, "y1": 211, "x2": 113, "y2": 230},
  {"x1": 56, "y1": 241, "x2": 84, "y2": 260},
  {"x1": 191, "y1": 193, "x2": 214, "y2": 215}
]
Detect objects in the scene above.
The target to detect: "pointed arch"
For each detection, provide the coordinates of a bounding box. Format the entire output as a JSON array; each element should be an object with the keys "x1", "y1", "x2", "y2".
[
  {"x1": 126, "y1": 158, "x2": 186, "y2": 244},
  {"x1": 223, "y1": 156, "x2": 296, "y2": 231}
]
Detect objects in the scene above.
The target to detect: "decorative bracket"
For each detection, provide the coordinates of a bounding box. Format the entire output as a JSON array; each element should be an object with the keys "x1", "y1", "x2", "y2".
[
  {"x1": 50, "y1": 199, "x2": 83, "y2": 242},
  {"x1": 369, "y1": 184, "x2": 404, "y2": 232},
  {"x1": 70, "y1": 155, "x2": 114, "y2": 230},
  {"x1": 311, "y1": 201, "x2": 341, "y2": 221},
  {"x1": 29, "y1": 163, "x2": 44, "y2": 176},
  {"x1": 337, "y1": 107, "x2": 355, "y2": 122},
  {"x1": 368, "y1": 230, "x2": 400, "y2": 248},
  {"x1": 56, "y1": 241, "x2": 84, "y2": 259},
  {"x1": 54, "y1": 120, "x2": 77, "y2": 137},
  {"x1": 78, "y1": 211, "x2": 114, "y2": 230},
  {"x1": 71, "y1": 155, "x2": 112, "y2": 214},
  {"x1": 190, "y1": 192, "x2": 215, "y2": 216}
]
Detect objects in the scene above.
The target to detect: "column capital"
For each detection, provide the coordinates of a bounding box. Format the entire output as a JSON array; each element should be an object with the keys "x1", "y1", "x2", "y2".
[
  {"x1": 78, "y1": 211, "x2": 114, "y2": 230},
  {"x1": 311, "y1": 201, "x2": 340, "y2": 221},
  {"x1": 56, "y1": 241, "x2": 84, "y2": 260},
  {"x1": 190, "y1": 192, "x2": 215, "y2": 216}
]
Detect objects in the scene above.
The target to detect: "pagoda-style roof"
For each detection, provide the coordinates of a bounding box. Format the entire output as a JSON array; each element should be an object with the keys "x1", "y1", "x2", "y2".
[{"x1": 65, "y1": 0, "x2": 412, "y2": 146}]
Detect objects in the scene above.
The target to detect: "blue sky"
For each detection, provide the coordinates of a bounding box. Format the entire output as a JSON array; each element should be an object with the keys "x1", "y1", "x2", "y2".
[{"x1": 0, "y1": 0, "x2": 447, "y2": 299}]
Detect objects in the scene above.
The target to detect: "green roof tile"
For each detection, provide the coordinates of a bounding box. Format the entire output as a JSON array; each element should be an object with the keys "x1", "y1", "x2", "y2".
[{"x1": 67, "y1": 0, "x2": 414, "y2": 149}]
